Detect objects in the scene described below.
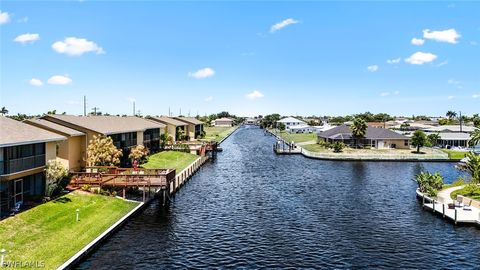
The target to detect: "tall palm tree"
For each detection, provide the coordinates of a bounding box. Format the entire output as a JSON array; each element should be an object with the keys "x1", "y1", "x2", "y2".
[
  {"x1": 427, "y1": 133, "x2": 441, "y2": 147},
  {"x1": 0, "y1": 107, "x2": 8, "y2": 116},
  {"x1": 350, "y1": 117, "x2": 368, "y2": 148},
  {"x1": 446, "y1": 110, "x2": 457, "y2": 120},
  {"x1": 469, "y1": 128, "x2": 480, "y2": 147}
]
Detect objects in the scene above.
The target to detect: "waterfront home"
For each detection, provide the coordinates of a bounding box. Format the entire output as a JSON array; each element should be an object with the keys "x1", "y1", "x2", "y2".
[
  {"x1": 317, "y1": 124, "x2": 410, "y2": 149},
  {"x1": 424, "y1": 125, "x2": 476, "y2": 134},
  {"x1": 436, "y1": 132, "x2": 471, "y2": 148},
  {"x1": 277, "y1": 117, "x2": 307, "y2": 130},
  {"x1": 212, "y1": 117, "x2": 234, "y2": 127},
  {"x1": 0, "y1": 116, "x2": 66, "y2": 217},
  {"x1": 244, "y1": 118, "x2": 258, "y2": 125},
  {"x1": 39, "y1": 115, "x2": 166, "y2": 167},
  {"x1": 289, "y1": 125, "x2": 315, "y2": 134},
  {"x1": 24, "y1": 118, "x2": 86, "y2": 171},
  {"x1": 173, "y1": 117, "x2": 204, "y2": 140},
  {"x1": 146, "y1": 116, "x2": 188, "y2": 142}
]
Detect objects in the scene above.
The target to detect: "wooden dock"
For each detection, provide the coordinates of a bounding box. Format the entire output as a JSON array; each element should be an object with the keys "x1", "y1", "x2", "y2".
[{"x1": 417, "y1": 189, "x2": 480, "y2": 225}]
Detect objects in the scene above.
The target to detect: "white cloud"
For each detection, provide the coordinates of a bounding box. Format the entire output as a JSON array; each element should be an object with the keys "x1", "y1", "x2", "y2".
[
  {"x1": 387, "y1": 58, "x2": 401, "y2": 64},
  {"x1": 473, "y1": 94, "x2": 480, "y2": 99},
  {"x1": 405, "y1": 52, "x2": 437, "y2": 65},
  {"x1": 367, "y1": 65, "x2": 379, "y2": 72},
  {"x1": 17, "y1": 16, "x2": 28, "y2": 23},
  {"x1": 188, "y1": 67, "x2": 215, "y2": 79},
  {"x1": 380, "y1": 92, "x2": 390, "y2": 97},
  {"x1": 14, "y1": 33, "x2": 40, "y2": 44},
  {"x1": 447, "y1": 96, "x2": 455, "y2": 100},
  {"x1": 204, "y1": 96, "x2": 213, "y2": 102},
  {"x1": 423, "y1": 29, "x2": 461, "y2": 44},
  {"x1": 52, "y1": 37, "x2": 104, "y2": 56},
  {"x1": 246, "y1": 90, "x2": 264, "y2": 100},
  {"x1": 394, "y1": 91, "x2": 400, "y2": 95},
  {"x1": 436, "y1": 60, "x2": 448, "y2": 67},
  {"x1": 270, "y1": 18, "x2": 299, "y2": 33},
  {"x1": 29, "y1": 78, "x2": 43, "y2": 86},
  {"x1": 0, "y1": 11, "x2": 10, "y2": 24},
  {"x1": 411, "y1": 38, "x2": 425, "y2": 46},
  {"x1": 448, "y1": 79, "x2": 460, "y2": 85},
  {"x1": 47, "y1": 75, "x2": 72, "y2": 85}
]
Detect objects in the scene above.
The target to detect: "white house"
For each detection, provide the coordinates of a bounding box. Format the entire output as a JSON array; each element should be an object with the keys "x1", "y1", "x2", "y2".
[
  {"x1": 212, "y1": 117, "x2": 234, "y2": 127},
  {"x1": 277, "y1": 117, "x2": 306, "y2": 130},
  {"x1": 289, "y1": 125, "x2": 315, "y2": 134}
]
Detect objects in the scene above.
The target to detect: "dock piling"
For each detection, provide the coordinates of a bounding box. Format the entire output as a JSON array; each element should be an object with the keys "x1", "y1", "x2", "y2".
[
  {"x1": 442, "y1": 204, "x2": 445, "y2": 217},
  {"x1": 455, "y1": 209, "x2": 458, "y2": 225}
]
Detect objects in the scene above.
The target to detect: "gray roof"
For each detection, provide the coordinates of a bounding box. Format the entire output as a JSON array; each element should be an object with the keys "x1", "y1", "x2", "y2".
[
  {"x1": 147, "y1": 116, "x2": 187, "y2": 127},
  {"x1": 318, "y1": 124, "x2": 409, "y2": 140},
  {"x1": 43, "y1": 115, "x2": 165, "y2": 135},
  {"x1": 174, "y1": 117, "x2": 204, "y2": 125},
  {"x1": 24, "y1": 118, "x2": 85, "y2": 137},
  {"x1": 438, "y1": 132, "x2": 471, "y2": 140},
  {"x1": 0, "y1": 116, "x2": 66, "y2": 147}
]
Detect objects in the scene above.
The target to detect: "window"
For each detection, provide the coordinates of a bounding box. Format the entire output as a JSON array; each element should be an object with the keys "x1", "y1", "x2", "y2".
[{"x1": 404, "y1": 140, "x2": 409, "y2": 146}]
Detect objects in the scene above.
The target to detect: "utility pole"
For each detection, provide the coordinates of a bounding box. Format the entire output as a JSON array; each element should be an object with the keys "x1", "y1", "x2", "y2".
[
  {"x1": 83, "y1": 96, "x2": 86, "y2": 116},
  {"x1": 179, "y1": 108, "x2": 182, "y2": 116},
  {"x1": 168, "y1": 107, "x2": 171, "y2": 117},
  {"x1": 133, "y1": 102, "x2": 136, "y2": 116}
]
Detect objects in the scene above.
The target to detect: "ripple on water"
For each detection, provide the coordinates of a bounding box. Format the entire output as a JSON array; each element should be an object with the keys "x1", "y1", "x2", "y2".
[{"x1": 77, "y1": 126, "x2": 478, "y2": 270}]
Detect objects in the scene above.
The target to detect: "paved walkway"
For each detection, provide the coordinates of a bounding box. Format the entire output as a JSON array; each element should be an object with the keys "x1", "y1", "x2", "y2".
[{"x1": 437, "y1": 185, "x2": 464, "y2": 203}]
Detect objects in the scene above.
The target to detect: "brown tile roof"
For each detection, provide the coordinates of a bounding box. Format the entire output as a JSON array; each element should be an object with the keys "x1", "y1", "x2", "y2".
[
  {"x1": 25, "y1": 118, "x2": 85, "y2": 137},
  {"x1": 0, "y1": 116, "x2": 66, "y2": 147},
  {"x1": 174, "y1": 117, "x2": 204, "y2": 125},
  {"x1": 43, "y1": 115, "x2": 165, "y2": 135},
  {"x1": 147, "y1": 116, "x2": 187, "y2": 127}
]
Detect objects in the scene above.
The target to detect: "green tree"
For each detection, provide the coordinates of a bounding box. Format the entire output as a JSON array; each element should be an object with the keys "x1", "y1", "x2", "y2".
[
  {"x1": 400, "y1": 122, "x2": 410, "y2": 131},
  {"x1": 176, "y1": 127, "x2": 186, "y2": 141},
  {"x1": 411, "y1": 130, "x2": 427, "y2": 153},
  {"x1": 277, "y1": 122, "x2": 286, "y2": 132},
  {"x1": 159, "y1": 133, "x2": 169, "y2": 149},
  {"x1": 427, "y1": 133, "x2": 441, "y2": 147},
  {"x1": 0, "y1": 107, "x2": 8, "y2": 116},
  {"x1": 446, "y1": 111, "x2": 457, "y2": 120},
  {"x1": 469, "y1": 128, "x2": 480, "y2": 147},
  {"x1": 86, "y1": 135, "x2": 123, "y2": 166},
  {"x1": 350, "y1": 117, "x2": 368, "y2": 148},
  {"x1": 457, "y1": 152, "x2": 480, "y2": 184},
  {"x1": 415, "y1": 171, "x2": 444, "y2": 196}
]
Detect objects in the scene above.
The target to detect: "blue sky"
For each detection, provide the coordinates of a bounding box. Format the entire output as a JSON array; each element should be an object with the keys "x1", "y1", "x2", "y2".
[{"x1": 1, "y1": 1, "x2": 479, "y2": 117}]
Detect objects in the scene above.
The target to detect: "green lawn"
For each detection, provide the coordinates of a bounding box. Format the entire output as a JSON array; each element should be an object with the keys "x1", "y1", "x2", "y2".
[
  {"x1": 450, "y1": 185, "x2": 480, "y2": 200},
  {"x1": 275, "y1": 131, "x2": 317, "y2": 143},
  {"x1": 201, "y1": 126, "x2": 237, "y2": 142},
  {"x1": 0, "y1": 191, "x2": 138, "y2": 269},
  {"x1": 441, "y1": 149, "x2": 468, "y2": 160},
  {"x1": 302, "y1": 143, "x2": 329, "y2": 152},
  {"x1": 142, "y1": 151, "x2": 199, "y2": 174}
]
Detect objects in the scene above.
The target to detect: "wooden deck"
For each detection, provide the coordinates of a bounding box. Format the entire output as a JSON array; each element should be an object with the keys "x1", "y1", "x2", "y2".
[{"x1": 70, "y1": 167, "x2": 176, "y2": 191}]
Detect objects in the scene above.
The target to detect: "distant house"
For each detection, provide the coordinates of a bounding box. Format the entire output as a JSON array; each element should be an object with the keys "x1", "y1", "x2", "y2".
[
  {"x1": 318, "y1": 124, "x2": 410, "y2": 149},
  {"x1": 39, "y1": 115, "x2": 166, "y2": 167},
  {"x1": 147, "y1": 116, "x2": 188, "y2": 142},
  {"x1": 1, "y1": 116, "x2": 66, "y2": 217},
  {"x1": 213, "y1": 117, "x2": 234, "y2": 127},
  {"x1": 174, "y1": 117, "x2": 204, "y2": 140},
  {"x1": 436, "y1": 133, "x2": 470, "y2": 148},
  {"x1": 277, "y1": 117, "x2": 306, "y2": 130},
  {"x1": 244, "y1": 118, "x2": 258, "y2": 125},
  {"x1": 289, "y1": 125, "x2": 315, "y2": 134}
]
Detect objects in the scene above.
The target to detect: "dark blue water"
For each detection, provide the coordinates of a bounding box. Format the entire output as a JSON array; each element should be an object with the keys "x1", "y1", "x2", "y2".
[{"x1": 78, "y1": 126, "x2": 478, "y2": 269}]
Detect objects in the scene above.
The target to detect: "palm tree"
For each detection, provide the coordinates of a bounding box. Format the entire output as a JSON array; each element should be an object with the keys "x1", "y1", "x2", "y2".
[
  {"x1": 350, "y1": 117, "x2": 367, "y2": 148},
  {"x1": 469, "y1": 128, "x2": 480, "y2": 147},
  {"x1": 427, "y1": 133, "x2": 441, "y2": 147},
  {"x1": 0, "y1": 107, "x2": 8, "y2": 116},
  {"x1": 446, "y1": 111, "x2": 457, "y2": 120},
  {"x1": 458, "y1": 152, "x2": 480, "y2": 183}
]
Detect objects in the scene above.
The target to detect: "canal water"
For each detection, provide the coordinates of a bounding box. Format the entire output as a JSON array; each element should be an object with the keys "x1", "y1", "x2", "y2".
[{"x1": 78, "y1": 125, "x2": 479, "y2": 269}]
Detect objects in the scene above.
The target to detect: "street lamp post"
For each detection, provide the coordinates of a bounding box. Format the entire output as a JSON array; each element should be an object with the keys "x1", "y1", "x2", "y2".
[{"x1": 1, "y1": 248, "x2": 6, "y2": 268}]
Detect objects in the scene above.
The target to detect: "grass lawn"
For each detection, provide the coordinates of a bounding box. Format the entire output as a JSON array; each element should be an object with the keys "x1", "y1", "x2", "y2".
[
  {"x1": 274, "y1": 131, "x2": 317, "y2": 143},
  {"x1": 201, "y1": 126, "x2": 237, "y2": 142},
  {"x1": 451, "y1": 185, "x2": 480, "y2": 200},
  {"x1": 302, "y1": 143, "x2": 328, "y2": 152},
  {"x1": 0, "y1": 191, "x2": 138, "y2": 269},
  {"x1": 142, "y1": 151, "x2": 199, "y2": 174},
  {"x1": 441, "y1": 149, "x2": 468, "y2": 160}
]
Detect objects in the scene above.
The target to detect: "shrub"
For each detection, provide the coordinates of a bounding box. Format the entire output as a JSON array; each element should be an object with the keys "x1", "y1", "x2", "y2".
[
  {"x1": 415, "y1": 171, "x2": 444, "y2": 196},
  {"x1": 81, "y1": 184, "x2": 91, "y2": 192},
  {"x1": 332, "y1": 142, "x2": 345, "y2": 153}
]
